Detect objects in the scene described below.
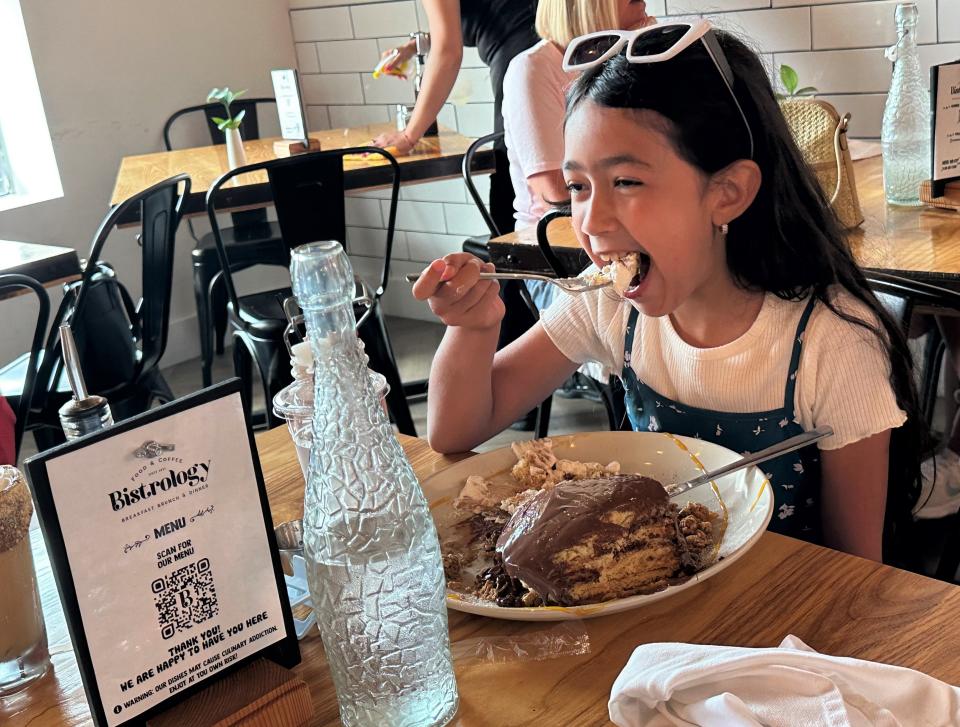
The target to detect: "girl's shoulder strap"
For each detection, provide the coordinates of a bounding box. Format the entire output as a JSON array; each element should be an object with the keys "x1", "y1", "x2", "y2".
[
  {"x1": 623, "y1": 305, "x2": 641, "y2": 364},
  {"x1": 783, "y1": 294, "x2": 820, "y2": 410}
]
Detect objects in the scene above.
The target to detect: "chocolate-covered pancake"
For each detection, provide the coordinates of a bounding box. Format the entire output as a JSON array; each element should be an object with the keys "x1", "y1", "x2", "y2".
[{"x1": 496, "y1": 474, "x2": 715, "y2": 605}]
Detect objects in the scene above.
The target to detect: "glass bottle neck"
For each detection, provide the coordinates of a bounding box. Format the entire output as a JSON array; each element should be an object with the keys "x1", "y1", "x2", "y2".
[{"x1": 302, "y1": 304, "x2": 362, "y2": 370}]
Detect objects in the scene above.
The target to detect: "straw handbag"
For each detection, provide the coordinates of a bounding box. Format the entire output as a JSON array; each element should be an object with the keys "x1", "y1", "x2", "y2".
[{"x1": 780, "y1": 98, "x2": 864, "y2": 229}]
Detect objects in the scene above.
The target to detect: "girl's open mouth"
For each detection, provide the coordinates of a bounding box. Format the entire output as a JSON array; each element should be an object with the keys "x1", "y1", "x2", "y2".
[
  {"x1": 598, "y1": 252, "x2": 651, "y2": 297},
  {"x1": 624, "y1": 253, "x2": 651, "y2": 297}
]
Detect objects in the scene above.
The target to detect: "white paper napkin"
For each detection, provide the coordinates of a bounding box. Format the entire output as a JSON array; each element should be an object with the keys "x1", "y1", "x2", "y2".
[{"x1": 609, "y1": 635, "x2": 960, "y2": 727}]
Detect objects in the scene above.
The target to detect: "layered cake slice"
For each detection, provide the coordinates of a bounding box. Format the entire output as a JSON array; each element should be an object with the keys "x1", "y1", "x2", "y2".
[{"x1": 496, "y1": 474, "x2": 716, "y2": 606}]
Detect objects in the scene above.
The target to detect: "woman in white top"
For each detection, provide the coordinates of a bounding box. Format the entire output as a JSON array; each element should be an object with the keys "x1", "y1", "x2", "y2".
[
  {"x1": 503, "y1": 0, "x2": 653, "y2": 231},
  {"x1": 411, "y1": 23, "x2": 925, "y2": 563}
]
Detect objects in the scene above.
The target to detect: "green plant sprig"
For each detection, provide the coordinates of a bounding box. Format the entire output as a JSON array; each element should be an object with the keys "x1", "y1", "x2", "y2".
[
  {"x1": 207, "y1": 87, "x2": 248, "y2": 130},
  {"x1": 777, "y1": 65, "x2": 818, "y2": 99}
]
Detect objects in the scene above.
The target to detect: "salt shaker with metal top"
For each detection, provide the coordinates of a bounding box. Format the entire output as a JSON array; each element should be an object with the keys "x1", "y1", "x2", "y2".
[{"x1": 57, "y1": 324, "x2": 114, "y2": 440}]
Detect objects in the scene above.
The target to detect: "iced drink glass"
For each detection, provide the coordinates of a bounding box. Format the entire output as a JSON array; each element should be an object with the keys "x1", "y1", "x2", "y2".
[{"x1": 0, "y1": 466, "x2": 49, "y2": 695}]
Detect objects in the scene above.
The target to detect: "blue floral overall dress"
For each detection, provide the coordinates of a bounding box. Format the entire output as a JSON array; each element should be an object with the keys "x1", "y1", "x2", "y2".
[{"x1": 620, "y1": 297, "x2": 823, "y2": 543}]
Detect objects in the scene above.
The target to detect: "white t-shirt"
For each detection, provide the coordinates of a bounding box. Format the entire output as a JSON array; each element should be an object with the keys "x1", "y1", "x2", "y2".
[
  {"x1": 502, "y1": 40, "x2": 575, "y2": 230},
  {"x1": 540, "y1": 286, "x2": 907, "y2": 451}
]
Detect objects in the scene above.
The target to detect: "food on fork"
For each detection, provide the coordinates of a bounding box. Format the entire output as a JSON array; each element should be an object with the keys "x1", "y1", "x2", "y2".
[
  {"x1": 581, "y1": 252, "x2": 651, "y2": 295},
  {"x1": 497, "y1": 474, "x2": 717, "y2": 606}
]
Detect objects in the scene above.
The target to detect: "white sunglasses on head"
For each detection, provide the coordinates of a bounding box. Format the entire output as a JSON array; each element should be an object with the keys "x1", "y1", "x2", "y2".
[{"x1": 562, "y1": 19, "x2": 754, "y2": 159}]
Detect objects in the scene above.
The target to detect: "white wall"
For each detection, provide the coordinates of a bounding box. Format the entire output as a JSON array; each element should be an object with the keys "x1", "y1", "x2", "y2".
[{"x1": 0, "y1": 0, "x2": 296, "y2": 366}]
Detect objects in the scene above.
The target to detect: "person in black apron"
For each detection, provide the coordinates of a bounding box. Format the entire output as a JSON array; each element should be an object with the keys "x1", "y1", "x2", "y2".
[
  {"x1": 410, "y1": 24, "x2": 925, "y2": 563},
  {"x1": 376, "y1": 0, "x2": 540, "y2": 428},
  {"x1": 373, "y1": 0, "x2": 538, "y2": 235}
]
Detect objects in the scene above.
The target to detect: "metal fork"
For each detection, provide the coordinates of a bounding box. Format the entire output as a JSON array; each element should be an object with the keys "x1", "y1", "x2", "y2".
[
  {"x1": 403, "y1": 271, "x2": 611, "y2": 294},
  {"x1": 666, "y1": 426, "x2": 833, "y2": 500}
]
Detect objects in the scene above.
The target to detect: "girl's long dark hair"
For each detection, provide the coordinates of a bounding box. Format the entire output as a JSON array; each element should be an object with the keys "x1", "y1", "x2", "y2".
[{"x1": 566, "y1": 32, "x2": 924, "y2": 563}]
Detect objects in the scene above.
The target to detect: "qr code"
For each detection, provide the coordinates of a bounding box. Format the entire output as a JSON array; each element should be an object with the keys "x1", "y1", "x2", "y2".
[{"x1": 151, "y1": 558, "x2": 219, "y2": 640}]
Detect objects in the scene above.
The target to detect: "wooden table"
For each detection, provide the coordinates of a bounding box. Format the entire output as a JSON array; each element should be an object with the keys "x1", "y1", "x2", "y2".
[
  {"x1": 0, "y1": 240, "x2": 80, "y2": 291},
  {"x1": 490, "y1": 157, "x2": 960, "y2": 282},
  {"x1": 110, "y1": 123, "x2": 493, "y2": 226},
  {"x1": 10, "y1": 425, "x2": 960, "y2": 726}
]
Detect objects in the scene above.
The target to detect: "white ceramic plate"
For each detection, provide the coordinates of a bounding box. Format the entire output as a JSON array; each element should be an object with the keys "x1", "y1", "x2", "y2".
[{"x1": 423, "y1": 431, "x2": 773, "y2": 621}]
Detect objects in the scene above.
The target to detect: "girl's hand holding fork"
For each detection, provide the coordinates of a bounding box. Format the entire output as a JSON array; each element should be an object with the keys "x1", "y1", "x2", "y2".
[{"x1": 411, "y1": 254, "x2": 504, "y2": 331}]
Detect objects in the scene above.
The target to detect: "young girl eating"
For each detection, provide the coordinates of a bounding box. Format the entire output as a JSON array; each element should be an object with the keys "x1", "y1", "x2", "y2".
[{"x1": 412, "y1": 21, "x2": 922, "y2": 562}]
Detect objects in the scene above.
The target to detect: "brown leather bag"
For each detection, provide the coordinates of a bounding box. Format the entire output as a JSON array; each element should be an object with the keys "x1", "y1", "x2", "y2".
[{"x1": 780, "y1": 98, "x2": 864, "y2": 229}]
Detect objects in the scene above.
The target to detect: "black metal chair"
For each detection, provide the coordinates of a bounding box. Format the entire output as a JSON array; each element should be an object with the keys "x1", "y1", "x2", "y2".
[
  {"x1": 0, "y1": 175, "x2": 190, "y2": 449},
  {"x1": 163, "y1": 98, "x2": 286, "y2": 387},
  {"x1": 0, "y1": 275, "x2": 49, "y2": 461},
  {"x1": 535, "y1": 208, "x2": 626, "y2": 431},
  {"x1": 460, "y1": 132, "x2": 553, "y2": 437},
  {"x1": 462, "y1": 132, "x2": 503, "y2": 245},
  {"x1": 535, "y1": 207, "x2": 591, "y2": 278},
  {"x1": 205, "y1": 148, "x2": 417, "y2": 434},
  {"x1": 864, "y1": 271, "x2": 960, "y2": 582},
  {"x1": 864, "y1": 271, "x2": 960, "y2": 424}
]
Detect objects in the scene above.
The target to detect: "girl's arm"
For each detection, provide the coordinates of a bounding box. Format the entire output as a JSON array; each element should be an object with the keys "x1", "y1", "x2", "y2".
[
  {"x1": 820, "y1": 430, "x2": 891, "y2": 562},
  {"x1": 429, "y1": 322, "x2": 577, "y2": 452},
  {"x1": 413, "y1": 253, "x2": 578, "y2": 452},
  {"x1": 373, "y1": 0, "x2": 463, "y2": 153}
]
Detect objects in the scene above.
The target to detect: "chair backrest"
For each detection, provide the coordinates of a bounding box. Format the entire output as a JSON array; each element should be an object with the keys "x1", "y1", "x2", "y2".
[
  {"x1": 0, "y1": 274, "x2": 49, "y2": 459},
  {"x1": 36, "y1": 175, "x2": 190, "y2": 401},
  {"x1": 461, "y1": 131, "x2": 503, "y2": 239},
  {"x1": 864, "y1": 271, "x2": 960, "y2": 329},
  {"x1": 205, "y1": 148, "x2": 400, "y2": 318},
  {"x1": 536, "y1": 207, "x2": 581, "y2": 277},
  {"x1": 162, "y1": 98, "x2": 277, "y2": 151},
  {"x1": 863, "y1": 272, "x2": 960, "y2": 573},
  {"x1": 864, "y1": 271, "x2": 960, "y2": 430}
]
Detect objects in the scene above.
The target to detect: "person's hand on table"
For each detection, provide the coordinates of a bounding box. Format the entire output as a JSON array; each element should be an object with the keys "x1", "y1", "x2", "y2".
[
  {"x1": 371, "y1": 129, "x2": 416, "y2": 157},
  {"x1": 411, "y1": 254, "x2": 504, "y2": 331}
]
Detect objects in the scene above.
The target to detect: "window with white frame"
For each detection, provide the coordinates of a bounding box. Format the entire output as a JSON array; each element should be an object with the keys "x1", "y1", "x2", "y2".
[
  {"x1": 0, "y1": 0, "x2": 62, "y2": 211},
  {"x1": 0, "y1": 132, "x2": 13, "y2": 197}
]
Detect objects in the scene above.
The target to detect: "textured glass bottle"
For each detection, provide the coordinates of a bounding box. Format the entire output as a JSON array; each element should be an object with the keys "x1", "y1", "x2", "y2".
[
  {"x1": 290, "y1": 242, "x2": 458, "y2": 727},
  {"x1": 881, "y1": 3, "x2": 931, "y2": 206}
]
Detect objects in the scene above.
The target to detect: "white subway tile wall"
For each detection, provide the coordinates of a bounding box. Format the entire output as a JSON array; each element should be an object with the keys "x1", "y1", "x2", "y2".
[
  {"x1": 350, "y1": 1, "x2": 419, "y2": 39},
  {"x1": 316, "y1": 39, "x2": 381, "y2": 73},
  {"x1": 295, "y1": 43, "x2": 320, "y2": 74},
  {"x1": 811, "y1": 0, "x2": 936, "y2": 49},
  {"x1": 712, "y1": 7, "x2": 812, "y2": 52},
  {"x1": 289, "y1": 0, "x2": 956, "y2": 321},
  {"x1": 941, "y1": 3, "x2": 960, "y2": 43}
]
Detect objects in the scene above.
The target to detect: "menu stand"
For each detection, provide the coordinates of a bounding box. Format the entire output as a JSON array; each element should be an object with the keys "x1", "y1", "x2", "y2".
[
  {"x1": 24, "y1": 381, "x2": 304, "y2": 727},
  {"x1": 920, "y1": 179, "x2": 960, "y2": 211},
  {"x1": 146, "y1": 658, "x2": 313, "y2": 727}
]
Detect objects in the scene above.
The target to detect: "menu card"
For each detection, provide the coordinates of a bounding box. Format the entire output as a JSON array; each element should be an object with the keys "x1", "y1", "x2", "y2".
[
  {"x1": 25, "y1": 381, "x2": 299, "y2": 727},
  {"x1": 932, "y1": 60, "x2": 960, "y2": 196},
  {"x1": 271, "y1": 69, "x2": 309, "y2": 144}
]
